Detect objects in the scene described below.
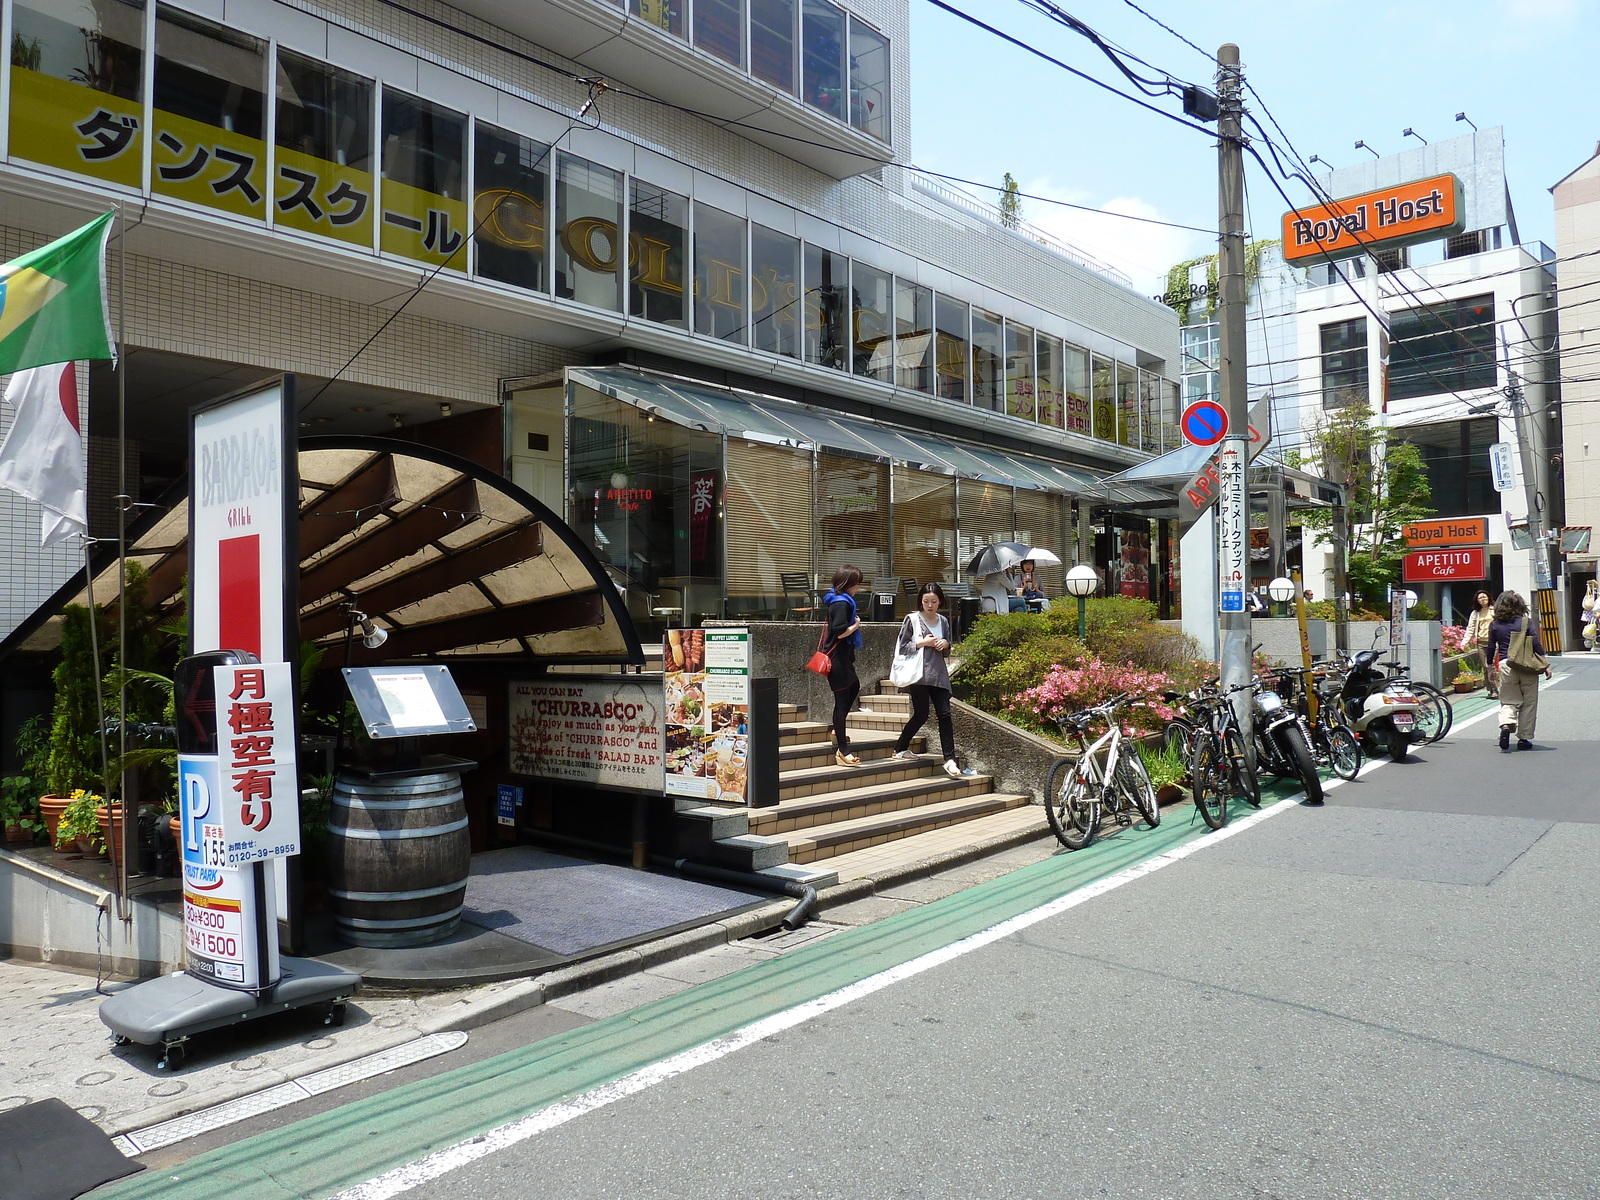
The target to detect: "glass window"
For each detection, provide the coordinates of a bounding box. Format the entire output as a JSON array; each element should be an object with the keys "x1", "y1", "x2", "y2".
[
  {"x1": 891, "y1": 466, "x2": 956, "y2": 586},
  {"x1": 570, "y1": 383, "x2": 722, "y2": 635},
  {"x1": 1117, "y1": 362, "x2": 1137, "y2": 447},
  {"x1": 935, "y1": 296, "x2": 969, "y2": 403},
  {"x1": 957, "y1": 480, "x2": 1013, "y2": 577},
  {"x1": 695, "y1": 0, "x2": 743, "y2": 65},
  {"x1": 750, "y1": 0, "x2": 796, "y2": 92},
  {"x1": 1139, "y1": 371, "x2": 1161, "y2": 452},
  {"x1": 1090, "y1": 353, "x2": 1115, "y2": 440},
  {"x1": 726, "y1": 440, "x2": 812, "y2": 613},
  {"x1": 1005, "y1": 323, "x2": 1036, "y2": 420},
  {"x1": 801, "y1": 0, "x2": 846, "y2": 120},
  {"x1": 1063, "y1": 342, "x2": 1091, "y2": 435},
  {"x1": 894, "y1": 279, "x2": 934, "y2": 393},
  {"x1": 1183, "y1": 371, "x2": 1219, "y2": 405},
  {"x1": 473, "y1": 123, "x2": 549, "y2": 292},
  {"x1": 1036, "y1": 333, "x2": 1063, "y2": 428},
  {"x1": 629, "y1": 0, "x2": 684, "y2": 40},
  {"x1": 1400, "y1": 418, "x2": 1497, "y2": 519},
  {"x1": 152, "y1": 7, "x2": 267, "y2": 219},
  {"x1": 1180, "y1": 322, "x2": 1219, "y2": 370},
  {"x1": 804, "y1": 244, "x2": 849, "y2": 370},
  {"x1": 847, "y1": 17, "x2": 888, "y2": 140},
  {"x1": 818, "y1": 453, "x2": 890, "y2": 584},
  {"x1": 1161, "y1": 379, "x2": 1180, "y2": 451},
  {"x1": 851, "y1": 263, "x2": 893, "y2": 382},
  {"x1": 9, "y1": 0, "x2": 145, "y2": 188},
  {"x1": 629, "y1": 179, "x2": 687, "y2": 328},
  {"x1": 276, "y1": 52, "x2": 374, "y2": 246},
  {"x1": 1389, "y1": 294, "x2": 1497, "y2": 401},
  {"x1": 1320, "y1": 317, "x2": 1367, "y2": 409},
  {"x1": 380, "y1": 90, "x2": 466, "y2": 266},
  {"x1": 750, "y1": 225, "x2": 801, "y2": 358},
  {"x1": 693, "y1": 203, "x2": 747, "y2": 343},
  {"x1": 970, "y1": 310, "x2": 1003, "y2": 412},
  {"x1": 554, "y1": 152, "x2": 623, "y2": 311}
]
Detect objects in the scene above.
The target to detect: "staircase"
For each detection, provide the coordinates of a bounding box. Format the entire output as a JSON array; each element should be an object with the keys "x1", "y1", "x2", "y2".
[{"x1": 677, "y1": 683, "x2": 1041, "y2": 887}]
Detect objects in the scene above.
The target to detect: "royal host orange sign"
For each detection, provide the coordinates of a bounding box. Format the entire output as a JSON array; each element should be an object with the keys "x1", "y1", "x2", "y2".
[{"x1": 1281, "y1": 174, "x2": 1464, "y2": 264}]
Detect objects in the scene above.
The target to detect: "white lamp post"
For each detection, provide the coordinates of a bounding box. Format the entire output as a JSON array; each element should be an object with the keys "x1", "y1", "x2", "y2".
[
  {"x1": 1064, "y1": 564, "x2": 1099, "y2": 640},
  {"x1": 1401, "y1": 589, "x2": 1418, "y2": 610},
  {"x1": 1267, "y1": 575, "x2": 1296, "y2": 615}
]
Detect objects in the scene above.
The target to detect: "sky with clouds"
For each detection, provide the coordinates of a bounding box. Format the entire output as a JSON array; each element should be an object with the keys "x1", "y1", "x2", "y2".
[{"x1": 909, "y1": 0, "x2": 1597, "y2": 297}]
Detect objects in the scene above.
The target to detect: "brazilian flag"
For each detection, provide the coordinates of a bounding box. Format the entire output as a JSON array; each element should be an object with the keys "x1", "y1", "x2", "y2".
[{"x1": 0, "y1": 211, "x2": 115, "y2": 375}]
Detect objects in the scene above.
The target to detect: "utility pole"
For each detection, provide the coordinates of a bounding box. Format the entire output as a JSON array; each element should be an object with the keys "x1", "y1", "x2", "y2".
[{"x1": 1215, "y1": 43, "x2": 1254, "y2": 755}]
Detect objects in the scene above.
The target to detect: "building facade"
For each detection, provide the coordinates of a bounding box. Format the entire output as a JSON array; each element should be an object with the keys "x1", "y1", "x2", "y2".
[
  {"x1": 0, "y1": 0, "x2": 1186, "y2": 653},
  {"x1": 1167, "y1": 128, "x2": 1562, "y2": 637},
  {"x1": 1552, "y1": 142, "x2": 1600, "y2": 618}
]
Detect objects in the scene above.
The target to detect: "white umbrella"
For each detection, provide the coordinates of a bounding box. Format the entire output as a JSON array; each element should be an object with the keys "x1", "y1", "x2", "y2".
[{"x1": 1022, "y1": 547, "x2": 1062, "y2": 566}]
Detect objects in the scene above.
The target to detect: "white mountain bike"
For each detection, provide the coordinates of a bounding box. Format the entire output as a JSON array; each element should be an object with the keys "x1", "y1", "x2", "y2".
[{"x1": 1043, "y1": 692, "x2": 1160, "y2": 850}]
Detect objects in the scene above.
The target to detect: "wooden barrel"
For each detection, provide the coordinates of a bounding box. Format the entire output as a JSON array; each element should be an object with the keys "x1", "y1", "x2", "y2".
[{"x1": 326, "y1": 770, "x2": 471, "y2": 947}]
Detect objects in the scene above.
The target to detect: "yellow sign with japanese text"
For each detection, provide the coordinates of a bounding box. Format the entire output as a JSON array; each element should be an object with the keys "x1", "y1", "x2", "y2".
[
  {"x1": 380, "y1": 177, "x2": 468, "y2": 268},
  {"x1": 151, "y1": 110, "x2": 267, "y2": 220},
  {"x1": 8, "y1": 68, "x2": 143, "y2": 189},
  {"x1": 274, "y1": 146, "x2": 375, "y2": 246}
]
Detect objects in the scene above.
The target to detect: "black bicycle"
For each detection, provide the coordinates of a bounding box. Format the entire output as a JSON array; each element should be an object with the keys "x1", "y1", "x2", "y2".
[{"x1": 1186, "y1": 682, "x2": 1260, "y2": 830}]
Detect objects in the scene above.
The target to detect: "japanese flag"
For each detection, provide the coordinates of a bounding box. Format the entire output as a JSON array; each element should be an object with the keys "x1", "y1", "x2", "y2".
[{"x1": 0, "y1": 360, "x2": 88, "y2": 547}]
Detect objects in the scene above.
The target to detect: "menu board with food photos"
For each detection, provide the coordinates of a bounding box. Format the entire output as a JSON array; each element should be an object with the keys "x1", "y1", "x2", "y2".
[{"x1": 664, "y1": 628, "x2": 750, "y2": 802}]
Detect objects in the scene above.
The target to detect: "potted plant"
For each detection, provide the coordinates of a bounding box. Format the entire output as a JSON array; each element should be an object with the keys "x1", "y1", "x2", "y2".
[
  {"x1": 40, "y1": 605, "x2": 109, "y2": 831},
  {"x1": 1452, "y1": 670, "x2": 1483, "y2": 694},
  {"x1": 1139, "y1": 740, "x2": 1190, "y2": 806},
  {"x1": 2, "y1": 774, "x2": 43, "y2": 846},
  {"x1": 57, "y1": 788, "x2": 105, "y2": 856}
]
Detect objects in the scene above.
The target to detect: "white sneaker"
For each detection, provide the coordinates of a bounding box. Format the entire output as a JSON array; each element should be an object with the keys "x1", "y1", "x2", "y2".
[{"x1": 944, "y1": 760, "x2": 963, "y2": 778}]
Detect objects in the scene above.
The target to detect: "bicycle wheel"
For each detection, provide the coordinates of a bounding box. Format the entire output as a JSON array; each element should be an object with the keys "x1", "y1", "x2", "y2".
[
  {"x1": 1044, "y1": 757, "x2": 1101, "y2": 850},
  {"x1": 1407, "y1": 681, "x2": 1453, "y2": 744},
  {"x1": 1324, "y1": 723, "x2": 1361, "y2": 780},
  {"x1": 1225, "y1": 727, "x2": 1261, "y2": 808},
  {"x1": 1277, "y1": 723, "x2": 1323, "y2": 804},
  {"x1": 1162, "y1": 718, "x2": 1196, "y2": 760},
  {"x1": 1115, "y1": 751, "x2": 1161, "y2": 829},
  {"x1": 1188, "y1": 733, "x2": 1229, "y2": 830}
]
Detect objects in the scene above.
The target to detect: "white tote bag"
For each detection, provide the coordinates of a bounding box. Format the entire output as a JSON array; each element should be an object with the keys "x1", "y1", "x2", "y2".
[{"x1": 890, "y1": 615, "x2": 926, "y2": 688}]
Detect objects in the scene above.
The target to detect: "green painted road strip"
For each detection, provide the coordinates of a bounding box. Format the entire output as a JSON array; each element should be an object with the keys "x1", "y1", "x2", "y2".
[{"x1": 104, "y1": 803, "x2": 1265, "y2": 1200}]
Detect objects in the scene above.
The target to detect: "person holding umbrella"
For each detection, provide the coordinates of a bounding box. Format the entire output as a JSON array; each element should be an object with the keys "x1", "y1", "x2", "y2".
[
  {"x1": 1015, "y1": 558, "x2": 1051, "y2": 612},
  {"x1": 969, "y1": 543, "x2": 1060, "y2": 615}
]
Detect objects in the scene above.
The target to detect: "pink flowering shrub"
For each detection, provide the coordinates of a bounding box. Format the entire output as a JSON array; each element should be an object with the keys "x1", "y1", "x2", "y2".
[
  {"x1": 1440, "y1": 624, "x2": 1470, "y2": 656},
  {"x1": 1004, "y1": 655, "x2": 1187, "y2": 736}
]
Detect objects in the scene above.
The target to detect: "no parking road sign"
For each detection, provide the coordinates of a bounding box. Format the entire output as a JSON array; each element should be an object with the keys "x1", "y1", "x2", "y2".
[{"x1": 1180, "y1": 399, "x2": 1229, "y2": 447}]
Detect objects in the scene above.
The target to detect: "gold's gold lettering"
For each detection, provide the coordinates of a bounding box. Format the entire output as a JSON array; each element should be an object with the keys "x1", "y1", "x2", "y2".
[{"x1": 561, "y1": 217, "x2": 621, "y2": 273}]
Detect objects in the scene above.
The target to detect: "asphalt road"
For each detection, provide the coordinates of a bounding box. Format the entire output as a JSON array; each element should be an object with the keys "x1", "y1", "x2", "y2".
[{"x1": 396, "y1": 658, "x2": 1600, "y2": 1200}]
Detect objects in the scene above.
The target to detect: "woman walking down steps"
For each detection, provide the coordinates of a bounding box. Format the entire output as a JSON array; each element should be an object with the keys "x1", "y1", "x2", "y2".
[{"x1": 891, "y1": 583, "x2": 969, "y2": 779}]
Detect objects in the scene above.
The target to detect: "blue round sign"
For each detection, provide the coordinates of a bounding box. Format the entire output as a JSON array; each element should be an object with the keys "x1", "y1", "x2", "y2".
[{"x1": 1181, "y1": 400, "x2": 1229, "y2": 447}]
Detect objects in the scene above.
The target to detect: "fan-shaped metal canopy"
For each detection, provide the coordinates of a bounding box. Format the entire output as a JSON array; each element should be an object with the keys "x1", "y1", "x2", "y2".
[{"x1": 3, "y1": 436, "x2": 643, "y2": 665}]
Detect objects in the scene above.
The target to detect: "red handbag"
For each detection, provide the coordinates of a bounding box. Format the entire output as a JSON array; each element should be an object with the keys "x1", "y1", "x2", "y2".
[{"x1": 805, "y1": 625, "x2": 833, "y2": 675}]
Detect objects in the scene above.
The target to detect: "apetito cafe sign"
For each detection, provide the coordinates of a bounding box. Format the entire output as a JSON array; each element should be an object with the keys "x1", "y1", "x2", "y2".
[{"x1": 1281, "y1": 174, "x2": 1464, "y2": 265}]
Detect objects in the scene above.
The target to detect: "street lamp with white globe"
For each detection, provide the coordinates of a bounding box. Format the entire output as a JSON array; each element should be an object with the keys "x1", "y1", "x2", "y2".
[
  {"x1": 1267, "y1": 576, "x2": 1296, "y2": 616},
  {"x1": 1064, "y1": 564, "x2": 1100, "y2": 640}
]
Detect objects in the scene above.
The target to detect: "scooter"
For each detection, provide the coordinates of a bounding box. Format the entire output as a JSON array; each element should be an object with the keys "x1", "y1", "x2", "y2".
[
  {"x1": 1338, "y1": 649, "x2": 1423, "y2": 760},
  {"x1": 1250, "y1": 677, "x2": 1324, "y2": 803}
]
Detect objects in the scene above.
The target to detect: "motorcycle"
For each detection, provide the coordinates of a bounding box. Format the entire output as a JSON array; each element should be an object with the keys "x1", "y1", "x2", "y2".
[
  {"x1": 1250, "y1": 677, "x2": 1324, "y2": 804},
  {"x1": 1338, "y1": 649, "x2": 1423, "y2": 760}
]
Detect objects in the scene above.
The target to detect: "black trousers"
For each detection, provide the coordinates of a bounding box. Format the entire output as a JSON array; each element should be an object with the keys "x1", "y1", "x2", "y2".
[
  {"x1": 832, "y1": 681, "x2": 860, "y2": 749},
  {"x1": 894, "y1": 684, "x2": 955, "y2": 760}
]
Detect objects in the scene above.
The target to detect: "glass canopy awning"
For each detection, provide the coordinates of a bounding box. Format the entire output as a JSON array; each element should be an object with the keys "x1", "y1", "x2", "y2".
[{"x1": 569, "y1": 366, "x2": 1165, "y2": 504}]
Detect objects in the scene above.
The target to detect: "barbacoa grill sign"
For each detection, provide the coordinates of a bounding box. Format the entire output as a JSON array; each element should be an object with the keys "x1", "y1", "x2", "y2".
[{"x1": 1281, "y1": 174, "x2": 1464, "y2": 264}]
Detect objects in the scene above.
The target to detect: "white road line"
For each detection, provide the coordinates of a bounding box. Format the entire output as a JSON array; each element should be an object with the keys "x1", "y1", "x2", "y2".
[
  {"x1": 114, "y1": 1032, "x2": 468, "y2": 1155},
  {"x1": 330, "y1": 790, "x2": 1344, "y2": 1200}
]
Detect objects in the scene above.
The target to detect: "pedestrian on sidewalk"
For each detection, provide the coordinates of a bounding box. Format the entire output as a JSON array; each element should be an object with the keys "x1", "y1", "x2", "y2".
[
  {"x1": 891, "y1": 583, "x2": 966, "y2": 778},
  {"x1": 1465, "y1": 589, "x2": 1497, "y2": 697},
  {"x1": 1581, "y1": 580, "x2": 1598, "y2": 652},
  {"x1": 1488, "y1": 590, "x2": 1552, "y2": 751},
  {"x1": 821, "y1": 564, "x2": 865, "y2": 766}
]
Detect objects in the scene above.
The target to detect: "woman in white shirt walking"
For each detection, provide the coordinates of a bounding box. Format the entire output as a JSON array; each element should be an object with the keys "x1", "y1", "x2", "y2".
[{"x1": 891, "y1": 583, "x2": 965, "y2": 778}]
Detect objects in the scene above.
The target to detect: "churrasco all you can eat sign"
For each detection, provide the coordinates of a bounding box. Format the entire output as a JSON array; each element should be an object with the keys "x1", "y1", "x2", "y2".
[{"x1": 1281, "y1": 174, "x2": 1464, "y2": 264}]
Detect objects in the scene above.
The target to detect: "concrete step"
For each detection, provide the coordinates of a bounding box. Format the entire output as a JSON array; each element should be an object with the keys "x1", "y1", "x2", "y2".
[
  {"x1": 777, "y1": 703, "x2": 806, "y2": 722},
  {"x1": 784, "y1": 792, "x2": 1031, "y2": 864},
  {"x1": 713, "y1": 833, "x2": 791, "y2": 871},
  {"x1": 819, "y1": 805, "x2": 1050, "y2": 883},
  {"x1": 779, "y1": 753, "x2": 944, "y2": 802},
  {"x1": 780, "y1": 732, "x2": 923, "y2": 771},
  {"x1": 758, "y1": 862, "x2": 839, "y2": 889},
  {"x1": 750, "y1": 771, "x2": 996, "y2": 836},
  {"x1": 860, "y1": 693, "x2": 912, "y2": 713},
  {"x1": 844, "y1": 710, "x2": 917, "y2": 734},
  {"x1": 780, "y1": 720, "x2": 833, "y2": 747}
]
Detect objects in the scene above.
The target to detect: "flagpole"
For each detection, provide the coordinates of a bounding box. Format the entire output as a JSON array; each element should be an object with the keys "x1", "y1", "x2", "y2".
[{"x1": 115, "y1": 203, "x2": 130, "y2": 919}]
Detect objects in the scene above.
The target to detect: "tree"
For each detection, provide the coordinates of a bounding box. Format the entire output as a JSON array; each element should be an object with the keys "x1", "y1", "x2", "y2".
[
  {"x1": 1290, "y1": 401, "x2": 1435, "y2": 610},
  {"x1": 999, "y1": 173, "x2": 1022, "y2": 230}
]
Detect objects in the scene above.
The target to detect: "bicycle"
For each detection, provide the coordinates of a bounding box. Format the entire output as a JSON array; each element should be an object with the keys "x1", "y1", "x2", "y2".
[
  {"x1": 1043, "y1": 693, "x2": 1160, "y2": 850},
  {"x1": 1186, "y1": 682, "x2": 1260, "y2": 830}
]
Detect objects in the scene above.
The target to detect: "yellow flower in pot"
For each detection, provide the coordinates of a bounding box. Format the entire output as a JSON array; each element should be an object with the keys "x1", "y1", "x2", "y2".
[{"x1": 57, "y1": 789, "x2": 105, "y2": 856}]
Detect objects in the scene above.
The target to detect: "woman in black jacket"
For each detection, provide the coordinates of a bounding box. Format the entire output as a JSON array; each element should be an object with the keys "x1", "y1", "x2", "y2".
[
  {"x1": 821, "y1": 564, "x2": 865, "y2": 765},
  {"x1": 1487, "y1": 590, "x2": 1552, "y2": 751}
]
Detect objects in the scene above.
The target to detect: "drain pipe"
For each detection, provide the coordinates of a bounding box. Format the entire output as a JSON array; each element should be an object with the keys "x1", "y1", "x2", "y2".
[{"x1": 521, "y1": 830, "x2": 815, "y2": 930}]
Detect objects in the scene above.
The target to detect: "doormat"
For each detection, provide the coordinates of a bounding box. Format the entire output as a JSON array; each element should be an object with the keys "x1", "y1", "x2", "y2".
[
  {"x1": 0, "y1": 1098, "x2": 144, "y2": 1200},
  {"x1": 462, "y1": 847, "x2": 764, "y2": 957}
]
